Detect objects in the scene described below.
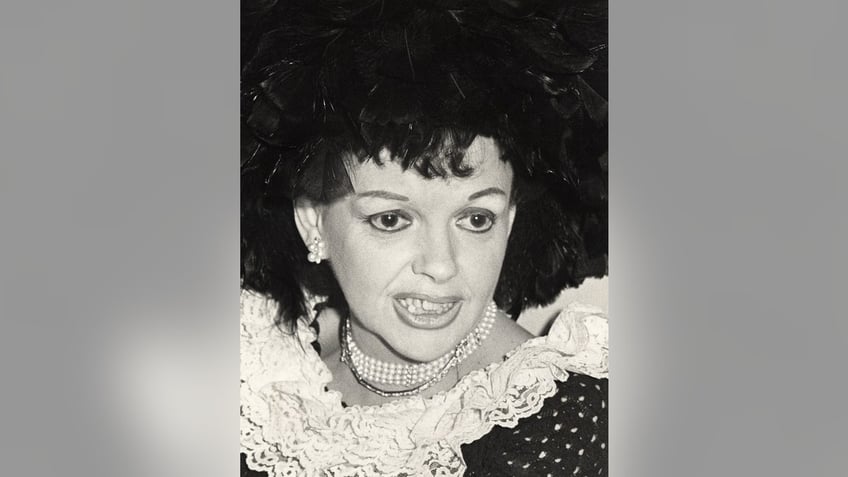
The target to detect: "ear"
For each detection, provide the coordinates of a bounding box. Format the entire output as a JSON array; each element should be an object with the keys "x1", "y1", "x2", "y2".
[{"x1": 293, "y1": 197, "x2": 324, "y2": 246}]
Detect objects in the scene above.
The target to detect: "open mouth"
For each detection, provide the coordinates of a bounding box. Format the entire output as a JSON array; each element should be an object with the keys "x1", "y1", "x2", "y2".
[
  {"x1": 396, "y1": 297, "x2": 457, "y2": 314},
  {"x1": 393, "y1": 296, "x2": 462, "y2": 329}
]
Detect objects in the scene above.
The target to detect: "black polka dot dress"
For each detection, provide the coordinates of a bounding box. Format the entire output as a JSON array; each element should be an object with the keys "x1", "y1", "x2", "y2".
[{"x1": 461, "y1": 373, "x2": 608, "y2": 477}]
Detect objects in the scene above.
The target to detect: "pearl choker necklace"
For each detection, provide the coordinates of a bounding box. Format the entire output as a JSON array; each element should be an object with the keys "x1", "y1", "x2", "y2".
[{"x1": 340, "y1": 302, "x2": 497, "y2": 398}]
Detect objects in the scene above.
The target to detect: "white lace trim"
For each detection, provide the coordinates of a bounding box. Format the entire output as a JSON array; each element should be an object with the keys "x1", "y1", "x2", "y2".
[{"x1": 240, "y1": 289, "x2": 608, "y2": 477}]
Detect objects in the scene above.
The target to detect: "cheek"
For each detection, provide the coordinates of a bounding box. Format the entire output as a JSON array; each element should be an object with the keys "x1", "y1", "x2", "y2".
[
  {"x1": 325, "y1": 225, "x2": 412, "y2": 296},
  {"x1": 456, "y1": 227, "x2": 511, "y2": 283}
]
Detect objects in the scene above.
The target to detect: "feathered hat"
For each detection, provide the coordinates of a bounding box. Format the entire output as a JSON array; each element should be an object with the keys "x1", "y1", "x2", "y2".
[{"x1": 241, "y1": 0, "x2": 608, "y2": 321}]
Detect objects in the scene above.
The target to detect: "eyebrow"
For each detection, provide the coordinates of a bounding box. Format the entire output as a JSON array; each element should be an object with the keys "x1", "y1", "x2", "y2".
[
  {"x1": 467, "y1": 187, "x2": 507, "y2": 201},
  {"x1": 355, "y1": 190, "x2": 410, "y2": 201},
  {"x1": 355, "y1": 187, "x2": 506, "y2": 202}
]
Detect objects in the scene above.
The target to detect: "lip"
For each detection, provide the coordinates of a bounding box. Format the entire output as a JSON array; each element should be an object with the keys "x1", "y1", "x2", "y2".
[{"x1": 392, "y1": 297, "x2": 463, "y2": 330}]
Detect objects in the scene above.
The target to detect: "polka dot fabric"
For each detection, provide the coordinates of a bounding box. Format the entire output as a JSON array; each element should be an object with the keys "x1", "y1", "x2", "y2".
[{"x1": 461, "y1": 373, "x2": 608, "y2": 477}]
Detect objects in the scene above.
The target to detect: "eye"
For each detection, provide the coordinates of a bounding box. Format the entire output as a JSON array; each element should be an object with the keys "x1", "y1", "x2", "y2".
[
  {"x1": 368, "y1": 211, "x2": 412, "y2": 232},
  {"x1": 457, "y1": 211, "x2": 495, "y2": 233}
]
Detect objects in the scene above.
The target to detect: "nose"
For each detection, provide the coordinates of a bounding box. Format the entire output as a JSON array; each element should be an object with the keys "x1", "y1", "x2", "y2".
[{"x1": 412, "y1": 226, "x2": 458, "y2": 283}]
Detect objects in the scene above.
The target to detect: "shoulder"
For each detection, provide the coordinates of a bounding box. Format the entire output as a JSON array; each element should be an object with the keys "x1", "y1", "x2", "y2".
[
  {"x1": 463, "y1": 302, "x2": 609, "y2": 475},
  {"x1": 461, "y1": 372, "x2": 608, "y2": 476}
]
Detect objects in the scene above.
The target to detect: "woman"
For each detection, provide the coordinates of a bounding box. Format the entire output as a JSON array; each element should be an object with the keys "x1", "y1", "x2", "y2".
[{"x1": 241, "y1": 0, "x2": 608, "y2": 475}]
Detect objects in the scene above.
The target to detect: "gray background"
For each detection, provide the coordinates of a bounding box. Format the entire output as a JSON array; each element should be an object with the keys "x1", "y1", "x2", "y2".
[{"x1": 2, "y1": 1, "x2": 847, "y2": 476}]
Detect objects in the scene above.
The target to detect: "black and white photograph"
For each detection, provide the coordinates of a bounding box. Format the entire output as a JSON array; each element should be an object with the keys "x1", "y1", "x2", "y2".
[
  {"x1": 7, "y1": 1, "x2": 848, "y2": 477},
  {"x1": 239, "y1": 1, "x2": 609, "y2": 475}
]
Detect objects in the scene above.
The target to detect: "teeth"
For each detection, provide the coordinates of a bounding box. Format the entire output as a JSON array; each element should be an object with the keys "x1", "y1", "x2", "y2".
[{"x1": 398, "y1": 298, "x2": 455, "y2": 314}]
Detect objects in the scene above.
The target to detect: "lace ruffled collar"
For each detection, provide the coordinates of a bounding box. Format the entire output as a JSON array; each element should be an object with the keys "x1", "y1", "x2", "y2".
[{"x1": 240, "y1": 290, "x2": 608, "y2": 477}]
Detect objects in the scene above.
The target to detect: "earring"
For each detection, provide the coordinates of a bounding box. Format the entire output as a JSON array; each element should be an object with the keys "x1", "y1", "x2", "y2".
[{"x1": 307, "y1": 237, "x2": 326, "y2": 264}]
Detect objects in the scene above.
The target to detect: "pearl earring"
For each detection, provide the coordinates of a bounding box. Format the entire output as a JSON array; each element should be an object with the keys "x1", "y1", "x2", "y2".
[{"x1": 306, "y1": 237, "x2": 326, "y2": 264}]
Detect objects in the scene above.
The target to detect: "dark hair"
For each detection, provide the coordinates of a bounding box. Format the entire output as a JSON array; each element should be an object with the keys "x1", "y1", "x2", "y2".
[{"x1": 241, "y1": 0, "x2": 608, "y2": 326}]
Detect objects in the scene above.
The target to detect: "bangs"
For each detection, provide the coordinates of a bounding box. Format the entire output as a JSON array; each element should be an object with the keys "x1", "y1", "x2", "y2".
[
  {"x1": 362, "y1": 125, "x2": 478, "y2": 179},
  {"x1": 294, "y1": 126, "x2": 501, "y2": 203}
]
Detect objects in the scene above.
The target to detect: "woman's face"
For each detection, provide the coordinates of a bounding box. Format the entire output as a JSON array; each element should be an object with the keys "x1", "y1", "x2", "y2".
[{"x1": 314, "y1": 137, "x2": 516, "y2": 363}]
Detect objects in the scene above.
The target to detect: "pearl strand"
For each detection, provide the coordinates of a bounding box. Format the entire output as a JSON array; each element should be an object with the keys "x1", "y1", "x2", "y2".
[{"x1": 340, "y1": 302, "x2": 497, "y2": 395}]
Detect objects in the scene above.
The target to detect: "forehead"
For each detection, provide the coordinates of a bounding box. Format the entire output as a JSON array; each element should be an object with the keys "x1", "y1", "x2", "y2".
[{"x1": 348, "y1": 137, "x2": 514, "y2": 195}]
